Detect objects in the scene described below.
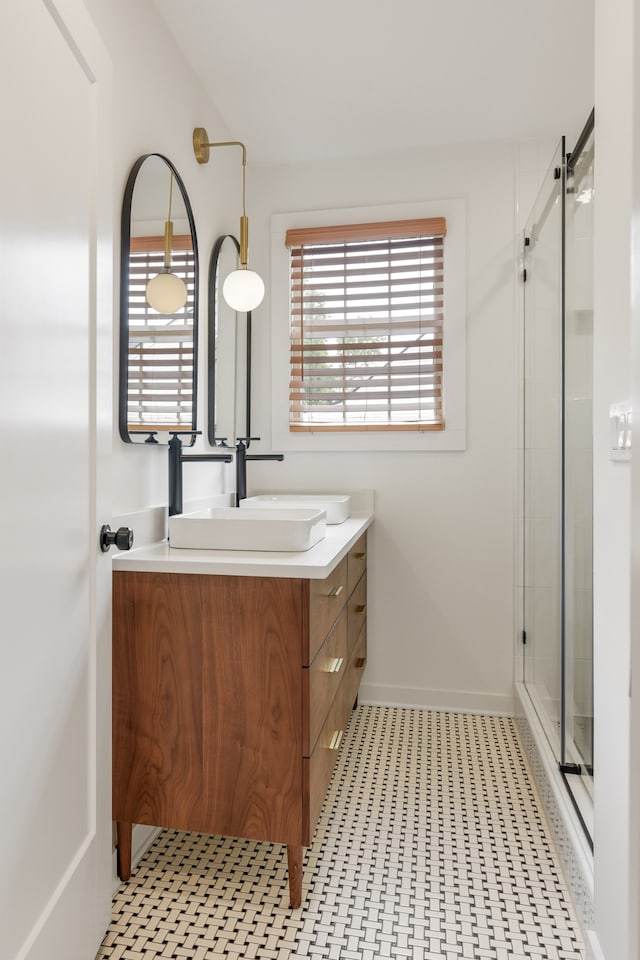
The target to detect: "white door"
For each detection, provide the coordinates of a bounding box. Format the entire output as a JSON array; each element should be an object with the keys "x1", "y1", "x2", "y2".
[{"x1": 0, "y1": 1, "x2": 113, "y2": 958}]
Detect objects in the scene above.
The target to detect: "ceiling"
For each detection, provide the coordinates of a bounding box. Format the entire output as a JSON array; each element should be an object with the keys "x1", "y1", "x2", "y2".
[{"x1": 153, "y1": 0, "x2": 594, "y2": 166}]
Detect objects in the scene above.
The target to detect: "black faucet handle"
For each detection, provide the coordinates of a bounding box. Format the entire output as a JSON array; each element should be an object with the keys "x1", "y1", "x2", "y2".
[
  {"x1": 236, "y1": 436, "x2": 261, "y2": 450},
  {"x1": 169, "y1": 430, "x2": 202, "y2": 452},
  {"x1": 129, "y1": 430, "x2": 159, "y2": 444}
]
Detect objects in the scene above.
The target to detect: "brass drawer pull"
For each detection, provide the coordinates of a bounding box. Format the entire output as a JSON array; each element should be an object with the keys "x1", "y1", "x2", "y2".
[
  {"x1": 355, "y1": 657, "x2": 366, "y2": 669},
  {"x1": 352, "y1": 552, "x2": 366, "y2": 560},
  {"x1": 328, "y1": 730, "x2": 344, "y2": 751},
  {"x1": 327, "y1": 584, "x2": 344, "y2": 598},
  {"x1": 355, "y1": 604, "x2": 366, "y2": 615},
  {"x1": 327, "y1": 657, "x2": 344, "y2": 674}
]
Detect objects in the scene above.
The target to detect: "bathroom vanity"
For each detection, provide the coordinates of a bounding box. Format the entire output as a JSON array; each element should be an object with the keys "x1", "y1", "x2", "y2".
[{"x1": 111, "y1": 514, "x2": 370, "y2": 907}]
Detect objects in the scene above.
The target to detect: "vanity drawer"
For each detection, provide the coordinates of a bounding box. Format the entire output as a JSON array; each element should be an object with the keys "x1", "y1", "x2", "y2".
[
  {"x1": 347, "y1": 572, "x2": 367, "y2": 657},
  {"x1": 343, "y1": 629, "x2": 367, "y2": 717},
  {"x1": 307, "y1": 556, "x2": 348, "y2": 664},
  {"x1": 305, "y1": 610, "x2": 348, "y2": 756},
  {"x1": 305, "y1": 677, "x2": 349, "y2": 842},
  {"x1": 347, "y1": 533, "x2": 367, "y2": 595}
]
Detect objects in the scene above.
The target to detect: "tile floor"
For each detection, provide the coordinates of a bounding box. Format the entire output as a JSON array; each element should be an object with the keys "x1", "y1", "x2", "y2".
[{"x1": 98, "y1": 706, "x2": 585, "y2": 959}]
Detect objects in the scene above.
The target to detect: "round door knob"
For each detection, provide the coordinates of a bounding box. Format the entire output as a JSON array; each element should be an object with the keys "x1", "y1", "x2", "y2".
[{"x1": 100, "y1": 524, "x2": 134, "y2": 553}]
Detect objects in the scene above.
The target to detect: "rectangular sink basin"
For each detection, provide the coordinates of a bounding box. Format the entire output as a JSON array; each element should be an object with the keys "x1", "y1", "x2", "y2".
[
  {"x1": 169, "y1": 507, "x2": 326, "y2": 552},
  {"x1": 240, "y1": 494, "x2": 351, "y2": 525}
]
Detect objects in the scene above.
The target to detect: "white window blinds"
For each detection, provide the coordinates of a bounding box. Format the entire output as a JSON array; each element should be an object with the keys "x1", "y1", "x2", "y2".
[
  {"x1": 127, "y1": 235, "x2": 195, "y2": 429},
  {"x1": 285, "y1": 217, "x2": 446, "y2": 432}
]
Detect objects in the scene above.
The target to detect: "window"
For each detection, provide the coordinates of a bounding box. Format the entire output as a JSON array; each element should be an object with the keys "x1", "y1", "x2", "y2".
[
  {"x1": 286, "y1": 218, "x2": 445, "y2": 432},
  {"x1": 127, "y1": 234, "x2": 195, "y2": 430},
  {"x1": 271, "y1": 200, "x2": 466, "y2": 452}
]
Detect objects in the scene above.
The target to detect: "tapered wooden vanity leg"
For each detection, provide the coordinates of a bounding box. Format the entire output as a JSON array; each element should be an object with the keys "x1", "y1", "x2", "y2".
[
  {"x1": 287, "y1": 844, "x2": 303, "y2": 908},
  {"x1": 116, "y1": 821, "x2": 133, "y2": 881}
]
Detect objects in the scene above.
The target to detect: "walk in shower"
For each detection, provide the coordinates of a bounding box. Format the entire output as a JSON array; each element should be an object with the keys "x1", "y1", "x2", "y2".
[{"x1": 521, "y1": 111, "x2": 595, "y2": 840}]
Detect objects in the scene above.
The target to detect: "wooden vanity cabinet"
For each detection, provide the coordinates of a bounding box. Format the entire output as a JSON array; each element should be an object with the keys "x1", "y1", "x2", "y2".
[{"x1": 112, "y1": 532, "x2": 367, "y2": 907}]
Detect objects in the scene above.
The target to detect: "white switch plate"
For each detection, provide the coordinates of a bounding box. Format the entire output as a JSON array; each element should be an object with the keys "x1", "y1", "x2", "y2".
[{"x1": 609, "y1": 401, "x2": 632, "y2": 461}]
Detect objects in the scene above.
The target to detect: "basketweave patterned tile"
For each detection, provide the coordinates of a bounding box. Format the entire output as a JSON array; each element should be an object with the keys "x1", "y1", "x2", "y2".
[{"x1": 97, "y1": 706, "x2": 585, "y2": 960}]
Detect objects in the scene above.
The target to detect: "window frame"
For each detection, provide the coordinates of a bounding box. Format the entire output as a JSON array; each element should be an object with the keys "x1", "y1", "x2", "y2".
[
  {"x1": 271, "y1": 199, "x2": 466, "y2": 452},
  {"x1": 287, "y1": 218, "x2": 446, "y2": 433}
]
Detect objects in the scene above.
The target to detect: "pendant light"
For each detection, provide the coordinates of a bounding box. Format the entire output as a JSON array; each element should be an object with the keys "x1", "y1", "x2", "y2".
[
  {"x1": 146, "y1": 171, "x2": 188, "y2": 314},
  {"x1": 193, "y1": 127, "x2": 265, "y2": 312}
]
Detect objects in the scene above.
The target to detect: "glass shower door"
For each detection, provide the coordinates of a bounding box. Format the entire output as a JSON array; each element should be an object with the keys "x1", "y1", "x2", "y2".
[
  {"x1": 522, "y1": 140, "x2": 564, "y2": 755},
  {"x1": 564, "y1": 122, "x2": 594, "y2": 802},
  {"x1": 522, "y1": 116, "x2": 594, "y2": 839}
]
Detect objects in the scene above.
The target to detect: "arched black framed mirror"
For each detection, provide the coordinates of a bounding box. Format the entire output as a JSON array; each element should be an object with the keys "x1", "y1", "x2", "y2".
[
  {"x1": 208, "y1": 234, "x2": 252, "y2": 447},
  {"x1": 119, "y1": 153, "x2": 199, "y2": 444}
]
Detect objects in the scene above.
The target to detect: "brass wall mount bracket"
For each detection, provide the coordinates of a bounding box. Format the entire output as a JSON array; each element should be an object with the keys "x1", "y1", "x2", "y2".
[
  {"x1": 193, "y1": 126, "x2": 211, "y2": 164},
  {"x1": 192, "y1": 127, "x2": 247, "y2": 167}
]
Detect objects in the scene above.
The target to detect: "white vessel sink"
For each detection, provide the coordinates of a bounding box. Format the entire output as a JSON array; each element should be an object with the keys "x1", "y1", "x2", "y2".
[
  {"x1": 240, "y1": 494, "x2": 351, "y2": 525},
  {"x1": 169, "y1": 507, "x2": 326, "y2": 552}
]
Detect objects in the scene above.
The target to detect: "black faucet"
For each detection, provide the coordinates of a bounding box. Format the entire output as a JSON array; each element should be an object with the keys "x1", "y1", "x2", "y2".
[
  {"x1": 168, "y1": 432, "x2": 233, "y2": 516},
  {"x1": 235, "y1": 438, "x2": 284, "y2": 506}
]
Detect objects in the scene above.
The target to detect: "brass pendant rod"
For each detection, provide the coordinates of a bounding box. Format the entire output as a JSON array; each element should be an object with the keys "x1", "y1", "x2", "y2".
[
  {"x1": 163, "y1": 220, "x2": 174, "y2": 272},
  {"x1": 193, "y1": 127, "x2": 250, "y2": 266},
  {"x1": 163, "y1": 173, "x2": 175, "y2": 271}
]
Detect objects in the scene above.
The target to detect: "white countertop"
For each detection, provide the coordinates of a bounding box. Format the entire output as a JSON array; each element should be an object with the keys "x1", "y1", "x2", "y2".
[{"x1": 112, "y1": 512, "x2": 372, "y2": 579}]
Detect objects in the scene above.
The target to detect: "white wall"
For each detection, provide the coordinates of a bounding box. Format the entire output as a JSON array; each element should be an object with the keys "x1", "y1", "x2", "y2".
[
  {"x1": 248, "y1": 142, "x2": 519, "y2": 714},
  {"x1": 83, "y1": 0, "x2": 238, "y2": 517},
  {"x1": 591, "y1": 0, "x2": 634, "y2": 957}
]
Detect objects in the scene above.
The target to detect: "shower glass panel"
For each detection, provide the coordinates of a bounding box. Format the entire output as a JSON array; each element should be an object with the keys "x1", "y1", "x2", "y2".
[
  {"x1": 522, "y1": 114, "x2": 594, "y2": 840},
  {"x1": 522, "y1": 139, "x2": 564, "y2": 756},
  {"x1": 564, "y1": 123, "x2": 594, "y2": 793}
]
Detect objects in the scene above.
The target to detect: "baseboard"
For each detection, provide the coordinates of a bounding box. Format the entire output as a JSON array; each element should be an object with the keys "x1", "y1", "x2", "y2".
[
  {"x1": 111, "y1": 824, "x2": 161, "y2": 893},
  {"x1": 19, "y1": 833, "x2": 110, "y2": 960},
  {"x1": 360, "y1": 681, "x2": 514, "y2": 717},
  {"x1": 585, "y1": 930, "x2": 606, "y2": 960}
]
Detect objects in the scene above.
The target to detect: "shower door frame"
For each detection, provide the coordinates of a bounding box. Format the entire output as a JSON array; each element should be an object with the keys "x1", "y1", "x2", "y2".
[{"x1": 522, "y1": 110, "x2": 595, "y2": 845}]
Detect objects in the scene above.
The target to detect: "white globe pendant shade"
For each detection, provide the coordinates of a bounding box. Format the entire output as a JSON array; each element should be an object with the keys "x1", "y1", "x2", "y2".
[
  {"x1": 223, "y1": 268, "x2": 265, "y2": 312},
  {"x1": 146, "y1": 271, "x2": 188, "y2": 314}
]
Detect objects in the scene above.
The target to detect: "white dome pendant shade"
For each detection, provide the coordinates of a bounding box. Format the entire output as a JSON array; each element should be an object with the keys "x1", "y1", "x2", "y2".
[
  {"x1": 146, "y1": 270, "x2": 188, "y2": 314},
  {"x1": 223, "y1": 267, "x2": 265, "y2": 312},
  {"x1": 146, "y1": 262, "x2": 188, "y2": 314}
]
